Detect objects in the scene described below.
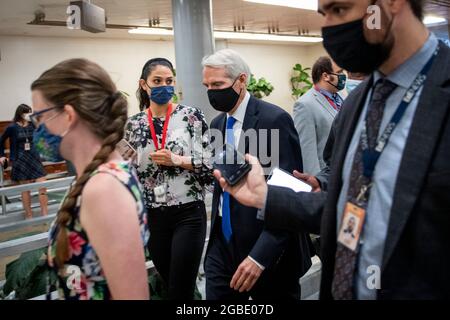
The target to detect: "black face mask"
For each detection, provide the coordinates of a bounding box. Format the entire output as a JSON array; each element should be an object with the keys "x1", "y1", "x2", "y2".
[
  {"x1": 207, "y1": 79, "x2": 242, "y2": 113},
  {"x1": 322, "y1": 18, "x2": 394, "y2": 74}
]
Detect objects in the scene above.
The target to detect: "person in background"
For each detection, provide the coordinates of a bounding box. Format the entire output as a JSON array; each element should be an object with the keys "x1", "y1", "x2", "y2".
[
  {"x1": 31, "y1": 58, "x2": 149, "y2": 300},
  {"x1": 296, "y1": 72, "x2": 369, "y2": 192},
  {"x1": 125, "y1": 58, "x2": 213, "y2": 300},
  {"x1": 293, "y1": 56, "x2": 346, "y2": 175},
  {"x1": 345, "y1": 72, "x2": 367, "y2": 95},
  {"x1": 0, "y1": 104, "x2": 48, "y2": 219}
]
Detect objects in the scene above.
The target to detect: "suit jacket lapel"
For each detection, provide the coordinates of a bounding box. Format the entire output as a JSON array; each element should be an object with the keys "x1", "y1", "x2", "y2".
[
  {"x1": 318, "y1": 76, "x2": 373, "y2": 301},
  {"x1": 238, "y1": 96, "x2": 259, "y2": 153},
  {"x1": 313, "y1": 90, "x2": 337, "y2": 118},
  {"x1": 211, "y1": 113, "x2": 227, "y2": 227},
  {"x1": 332, "y1": 77, "x2": 373, "y2": 190},
  {"x1": 219, "y1": 114, "x2": 227, "y2": 142},
  {"x1": 382, "y1": 47, "x2": 450, "y2": 270}
]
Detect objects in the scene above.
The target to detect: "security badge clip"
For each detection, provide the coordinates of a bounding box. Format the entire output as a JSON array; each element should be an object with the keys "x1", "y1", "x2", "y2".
[
  {"x1": 154, "y1": 183, "x2": 168, "y2": 203},
  {"x1": 337, "y1": 184, "x2": 371, "y2": 252},
  {"x1": 24, "y1": 139, "x2": 31, "y2": 151},
  {"x1": 338, "y1": 202, "x2": 366, "y2": 252}
]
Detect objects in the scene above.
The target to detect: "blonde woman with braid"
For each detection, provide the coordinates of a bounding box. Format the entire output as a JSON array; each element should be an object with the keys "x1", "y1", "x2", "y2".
[{"x1": 30, "y1": 59, "x2": 149, "y2": 300}]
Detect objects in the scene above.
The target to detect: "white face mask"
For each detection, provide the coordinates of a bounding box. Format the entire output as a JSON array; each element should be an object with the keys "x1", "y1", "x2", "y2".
[
  {"x1": 22, "y1": 113, "x2": 32, "y2": 122},
  {"x1": 345, "y1": 79, "x2": 363, "y2": 94}
]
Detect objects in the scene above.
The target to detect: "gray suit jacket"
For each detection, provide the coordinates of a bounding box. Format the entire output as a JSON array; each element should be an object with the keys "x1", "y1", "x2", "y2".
[
  {"x1": 293, "y1": 88, "x2": 338, "y2": 175},
  {"x1": 264, "y1": 43, "x2": 450, "y2": 299}
]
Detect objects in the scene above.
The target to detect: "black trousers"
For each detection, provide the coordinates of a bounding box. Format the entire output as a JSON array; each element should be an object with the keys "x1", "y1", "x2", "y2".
[
  {"x1": 147, "y1": 201, "x2": 206, "y2": 300},
  {"x1": 205, "y1": 217, "x2": 301, "y2": 300}
]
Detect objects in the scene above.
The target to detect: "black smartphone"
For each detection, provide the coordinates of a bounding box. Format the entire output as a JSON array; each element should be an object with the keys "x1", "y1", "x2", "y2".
[{"x1": 213, "y1": 144, "x2": 252, "y2": 186}]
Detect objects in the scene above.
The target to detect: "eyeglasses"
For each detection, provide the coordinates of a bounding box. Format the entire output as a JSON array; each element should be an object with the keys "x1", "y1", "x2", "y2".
[{"x1": 29, "y1": 107, "x2": 62, "y2": 127}]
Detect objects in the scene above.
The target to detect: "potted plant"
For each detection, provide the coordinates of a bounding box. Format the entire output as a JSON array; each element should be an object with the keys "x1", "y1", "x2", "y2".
[
  {"x1": 291, "y1": 63, "x2": 313, "y2": 100},
  {"x1": 247, "y1": 74, "x2": 274, "y2": 99}
]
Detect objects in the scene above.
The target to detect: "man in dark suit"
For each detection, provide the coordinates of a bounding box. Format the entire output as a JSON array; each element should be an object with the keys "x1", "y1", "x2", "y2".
[
  {"x1": 201, "y1": 49, "x2": 313, "y2": 300},
  {"x1": 214, "y1": 0, "x2": 450, "y2": 299}
]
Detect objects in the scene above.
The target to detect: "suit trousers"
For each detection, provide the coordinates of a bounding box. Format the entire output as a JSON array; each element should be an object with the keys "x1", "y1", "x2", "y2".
[{"x1": 205, "y1": 217, "x2": 301, "y2": 300}]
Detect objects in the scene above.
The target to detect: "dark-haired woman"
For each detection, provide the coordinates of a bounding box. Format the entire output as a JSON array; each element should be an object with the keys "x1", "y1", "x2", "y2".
[
  {"x1": 0, "y1": 104, "x2": 48, "y2": 219},
  {"x1": 31, "y1": 58, "x2": 149, "y2": 300},
  {"x1": 125, "y1": 58, "x2": 213, "y2": 300}
]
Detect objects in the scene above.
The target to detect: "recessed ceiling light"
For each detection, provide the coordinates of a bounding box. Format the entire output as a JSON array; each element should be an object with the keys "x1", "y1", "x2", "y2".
[
  {"x1": 423, "y1": 16, "x2": 447, "y2": 26},
  {"x1": 214, "y1": 31, "x2": 322, "y2": 43},
  {"x1": 128, "y1": 27, "x2": 173, "y2": 35},
  {"x1": 128, "y1": 28, "x2": 322, "y2": 43},
  {"x1": 244, "y1": 0, "x2": 318, "y2": 11}
]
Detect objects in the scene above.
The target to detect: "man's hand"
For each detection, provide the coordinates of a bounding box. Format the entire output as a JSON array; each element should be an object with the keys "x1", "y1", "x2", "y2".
[
  {"x1": 230, "y1": 257, "x2": 263, "y2": 293},
  {"x1": 0, "y1": 157, "x2": 6, "y2": 166},
  {"x1": 293, "y1": 170, "x2": 321, "y2": 193},
  {"x1": 213, "y1": 154, "x2": 268, "y2": 209}
]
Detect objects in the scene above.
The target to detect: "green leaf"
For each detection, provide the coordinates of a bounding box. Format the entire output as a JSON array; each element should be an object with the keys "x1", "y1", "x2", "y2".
[
  {"x1": 293, "y1": 64, "x2": 302, "y2": 71},
  {"x1": 3, "y1": 248, "x2": 46, "y2": 296},
  {"x1": 148, "y1": 272, "x2": 168, "y2": 300},
  {"x1": 15, "y1": 265, "x2": 57, "y2": 300},
  {"x1": 291, "y1": 63, "x2": 313, "y2": 99},
  {"x1": 148, "y1": 270, "x2": 203, "y2": 300},
  {"x1": 247, "y1": 74, "x2": 274, "y2": 99}
]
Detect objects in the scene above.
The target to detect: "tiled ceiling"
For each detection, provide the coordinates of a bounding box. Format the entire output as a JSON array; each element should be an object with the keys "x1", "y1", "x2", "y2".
[{"x1": 0, "y1": 0, "x2": 448, "y2": 39}]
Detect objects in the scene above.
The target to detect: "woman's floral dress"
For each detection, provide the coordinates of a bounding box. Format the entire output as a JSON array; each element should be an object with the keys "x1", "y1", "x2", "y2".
[{"x1": 47, "y1": 161, "x2": 149, "y2": 300}]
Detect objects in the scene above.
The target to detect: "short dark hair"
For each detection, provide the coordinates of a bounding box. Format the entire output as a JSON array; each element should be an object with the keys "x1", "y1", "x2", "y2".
[
  {"x1": 137, "y1": 58, "x2": 175, "y2": 111},
  {"x1": 312, "y1": 56, "x2": 333, "y2": 84},
  {"x1": 409, "y1": 0, "x2": 424, "y2": 20},
  {"x1": 13, "y1": 104, "x2": 32, "y2": 123}
]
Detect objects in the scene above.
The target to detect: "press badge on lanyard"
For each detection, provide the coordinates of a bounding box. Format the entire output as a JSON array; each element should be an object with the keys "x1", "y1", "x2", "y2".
[
  {"x1": 24, "y1": 139, "x2": 31, "y2": 151},
  {"x1": 337, "y1": 44, "x2": 440, "y2": 252},
  {"x1": 338, "y1": 183, "x2": 371, "y2": 251},
  {"x1": 148, "y1": 104, "x2": 172, "y2": 204}
]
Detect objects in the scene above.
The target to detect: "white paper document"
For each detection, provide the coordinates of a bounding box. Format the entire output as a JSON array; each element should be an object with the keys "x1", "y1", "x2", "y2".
[{"x1": 267, "y1": 168, "x2": 313, "y2": 193}]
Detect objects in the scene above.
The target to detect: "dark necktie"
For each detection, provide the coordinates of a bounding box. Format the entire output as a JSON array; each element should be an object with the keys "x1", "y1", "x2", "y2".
[
  {"x1": 332, "y1": 93, "x2": 343, "y2": 111},
  {"x1": 331, "y1": 79, "x2": 397, "y2": 300}
]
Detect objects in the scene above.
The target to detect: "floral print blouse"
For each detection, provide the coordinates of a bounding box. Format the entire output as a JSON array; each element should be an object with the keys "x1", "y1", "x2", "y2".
[
  {"x1": 124, "y1": 104, "x2": 214, "y2": 209},
  {"x1": 47, "y1": 161, "x2": 149, "y2": 300}
]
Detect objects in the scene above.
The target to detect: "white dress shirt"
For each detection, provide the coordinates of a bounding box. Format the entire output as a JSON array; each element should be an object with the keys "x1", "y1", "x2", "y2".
[{"x1": 218, "y1": 91, "x2": 250, "y2": 217}]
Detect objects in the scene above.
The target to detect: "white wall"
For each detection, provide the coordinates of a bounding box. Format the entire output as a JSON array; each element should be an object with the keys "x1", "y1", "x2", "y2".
[
  {"x1": 0, "y1": 35, "x2": 175, "y2": 120},
  {"x1": 221, "y1": 41, "x2": 327, "y2": 114},
  {"x1": 0, "y1": 35, "x2": 326, "y2": 120}
]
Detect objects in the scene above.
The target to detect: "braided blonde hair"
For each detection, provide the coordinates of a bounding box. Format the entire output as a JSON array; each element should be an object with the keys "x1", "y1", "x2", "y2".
[{"x1": 31, "y1": 59, "x2": 128, "y2": 267}]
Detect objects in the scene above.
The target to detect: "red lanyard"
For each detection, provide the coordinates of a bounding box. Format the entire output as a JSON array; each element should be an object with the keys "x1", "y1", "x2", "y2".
[
  {"x1": 147, "y1": 104, "x2": 172, "y2": 150},
  {"x1": 314, "y1": 85, "x2": 339, "y2": 111}
]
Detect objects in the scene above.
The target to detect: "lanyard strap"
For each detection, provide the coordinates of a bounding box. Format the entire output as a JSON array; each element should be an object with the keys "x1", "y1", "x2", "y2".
[
  {"x1": 361, "y1": 45, "x2": 440, "y2": 179},
  {"x1": 147, "y1": 104, "x2": 172, "y2": 150}
]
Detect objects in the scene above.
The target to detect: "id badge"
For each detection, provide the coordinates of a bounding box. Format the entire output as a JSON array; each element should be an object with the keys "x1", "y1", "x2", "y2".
[
  {"x1": 154, "y1": 184, "x2": 167, "y2": 203},
  {"x1": 24, "y1": 142, "x2": 31, "y2": 151},
  {"x1": 337, "y1": 202, "x2": 366, "y2": 251}
]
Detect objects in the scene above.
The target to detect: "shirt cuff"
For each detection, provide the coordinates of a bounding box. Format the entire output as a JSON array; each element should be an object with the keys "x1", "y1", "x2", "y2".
[
  {"x1": 248, "y1": 255, "x2": 265, "y2": 271},
  {"x1": 256, "y1": 191, "x2": 269, "y2": 221}
]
